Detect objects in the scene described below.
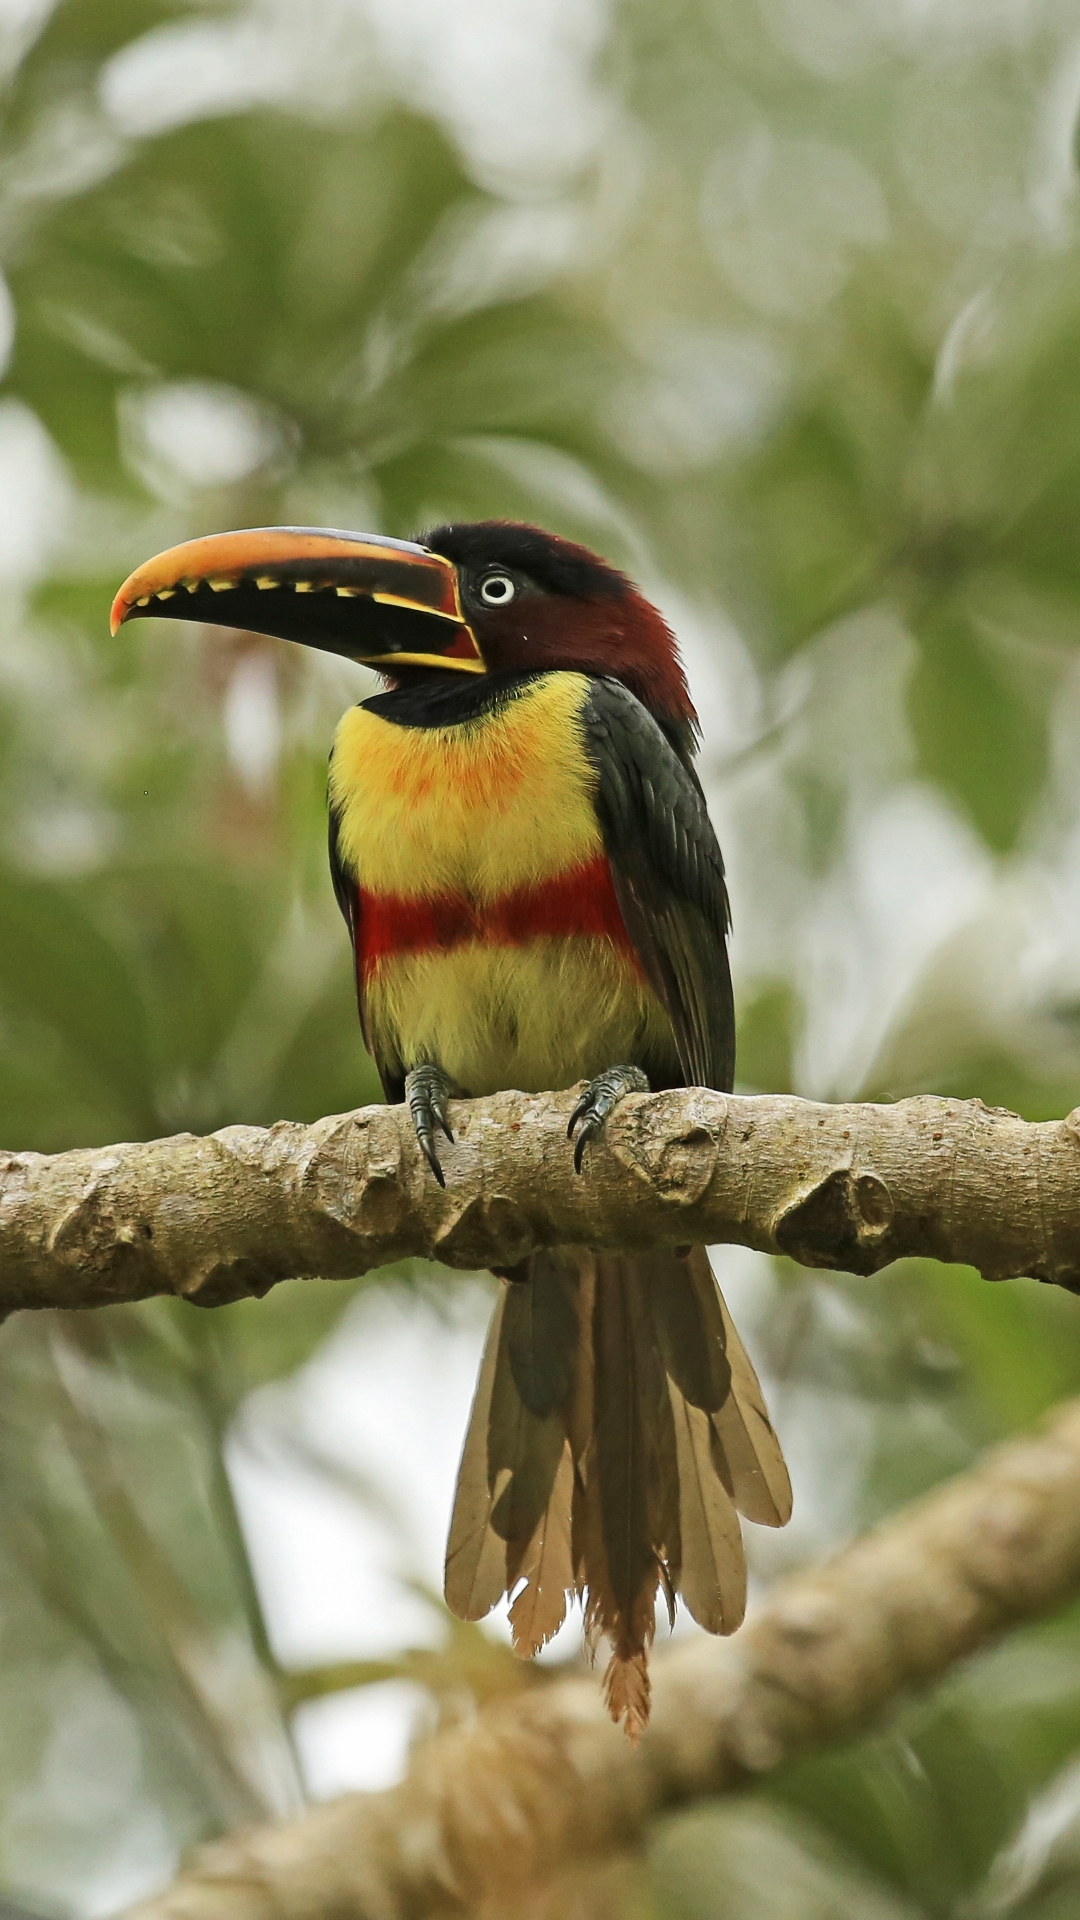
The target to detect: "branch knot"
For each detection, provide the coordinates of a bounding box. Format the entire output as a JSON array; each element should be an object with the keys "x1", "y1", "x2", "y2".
[
  {"x1": 607, "y1": 1090, "x2": 724, "y2": 1205},
  {"x1": 774, "y1": 1166, "x2": 896, "y2": 1274}
]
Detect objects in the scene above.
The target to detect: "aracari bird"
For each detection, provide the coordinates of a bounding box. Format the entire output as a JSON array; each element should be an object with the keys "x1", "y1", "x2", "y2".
[{"x1": 112, "y1": 521, "x2": 791, "y2": 1737}]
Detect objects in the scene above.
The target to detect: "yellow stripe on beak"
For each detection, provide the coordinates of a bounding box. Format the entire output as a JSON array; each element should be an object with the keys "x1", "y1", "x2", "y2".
[{"x1": 111, "y1": 525, "x2": 484, "y2": 671}]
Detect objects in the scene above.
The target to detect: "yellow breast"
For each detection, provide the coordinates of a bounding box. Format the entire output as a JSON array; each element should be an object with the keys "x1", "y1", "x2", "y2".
[
  {"x1": 362, "y1": 938, "x2": 671, "y2": 1097},
  {"x1": 329, "y1": 672, "x2": 602, "y2": 901}
]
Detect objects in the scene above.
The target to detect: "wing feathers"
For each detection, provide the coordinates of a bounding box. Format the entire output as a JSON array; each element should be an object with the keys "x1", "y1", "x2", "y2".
[{"x1": 583, "y1": 676, "x2": 735, "y2": 1093}]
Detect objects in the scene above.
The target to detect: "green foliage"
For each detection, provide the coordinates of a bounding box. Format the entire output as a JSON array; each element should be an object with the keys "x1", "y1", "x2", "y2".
[
  {"x1": 1, "y1": 0, "x2": 1080, "y2": 1911},
  {"x1": 908, "y1": 609, "x2": 1049, "y2": 853},
  {"x1": 731, "y1": 980, "x2": 799, "y2": 1093}
]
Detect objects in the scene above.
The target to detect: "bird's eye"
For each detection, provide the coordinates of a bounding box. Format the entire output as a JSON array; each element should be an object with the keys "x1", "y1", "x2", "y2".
[{"x1": 478, "y1": 571, "x2": 516, "y2": 606}]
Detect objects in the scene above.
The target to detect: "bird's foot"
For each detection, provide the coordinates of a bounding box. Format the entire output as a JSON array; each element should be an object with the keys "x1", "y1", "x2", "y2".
[
  {"x1": 406, "y1": 1063, "x2": 456, "y2": 1187},
  {"x1": 567, "y1": 1065, "x2": 649, "y2": 1174}
]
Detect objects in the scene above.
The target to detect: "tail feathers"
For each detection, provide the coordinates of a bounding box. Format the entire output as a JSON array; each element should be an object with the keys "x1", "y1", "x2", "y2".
[
  {"x1": 667, "y1": 1382, "x2": 746, "y2": 1634},
  {"x1": 657, "y1": 1247, "x2": 791, "y2": 1528},
  {"x1": 443, "y1": 1286, "x2": 513, "y2": 1622},
  {"x1": 444, "y1": 1245, "x2": 789, "y2": 1739},
  {"x1": 506, "y1": 1439, "x2": 574, "y2": 1655},
  {"x1": 602, "y1": 1648, "x2": 651, "y2": 1746},
  {"x1": 578, "y1": 1474, "x2": 656, "y2": 1751},
  {"x1": 708, "y1": 1262, "x2": 792, "y2": 1527},
  {"x1": 444, "y1": 1254, "x2": 576, "y2": 1628},
  {"x1": 584, "y1": 1253, "x2": 667, "y2": 1627}
]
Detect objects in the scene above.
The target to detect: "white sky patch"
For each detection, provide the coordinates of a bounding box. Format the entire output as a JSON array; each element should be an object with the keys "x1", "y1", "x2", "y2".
[
  {"x1": 0, "y1": 398, "x2": 72, "y2": 584},
  {"x1": 229, "y1": 1284, "x2": 489, "y2": 1795},
  {"x1": 229, "y1": 1278, "x2": 589, "y2": 1797},
  {"x1": 414, "y1": 200, "x2": 586, "y2": 320},
  {"x1": 703, "y1": 127, "x2": 889, "y2": 319},
  {"x1": 292, "y1": 1680, "x2": 429, "y2": 1800},
  {"x1": 99, "y1": 1, "x2": 381, "y2": 139},
  {"x1": 119, "y1": 380, "x2": 289, "y2": 503},
  {"x1": 0, "y1": 0, "x2": 52, "y2": 27},
  {"x1": 662, "y1": 589, "x2": 766, "y2": 771},
  {"x1": 363, "y1": 0, "x2": 613, "y2": 192},
  {"x1": 606, "y1": 329, "x2": 790, "y2": 478},
  {"x1": 1027, "y1": 827, "x2": 1080, "y2": 1012},
  {"x1": 223, "y1": 652, "x2": 283, "y2": 801},
  {"x1": 12, "y1": 801, "x2": 120, "y2": 877},
  {"x1": 0, "y1": 1659, "x2": 175, "y2": 1919},
  {"x1": 795, "y1": 782, "x2": 994, "y2": 1099},
  {"x1": 0, "y1": 0, "x2": 53, "y2": 84},
  {"x1": 101, "y1": 16, "x2": 297, "y2": 136},
  {"x1": 712, "y1": 1246, "x2": 881, "y2": 1579}
]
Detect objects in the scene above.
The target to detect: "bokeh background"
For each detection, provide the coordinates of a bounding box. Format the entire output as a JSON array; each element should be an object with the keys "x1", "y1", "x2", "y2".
[{"x1": 4, "y1": 0, "x2": 1080, "y2": 1912}]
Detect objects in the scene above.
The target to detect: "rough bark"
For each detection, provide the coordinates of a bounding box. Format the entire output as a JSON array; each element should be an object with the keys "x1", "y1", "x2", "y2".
[
  {"x1": 2, "y1": 1088, "x2": 1080, "y2": 1316},
  {"x1": 117, "y1": 1393, "x2": 1080, "y2": 1920}
]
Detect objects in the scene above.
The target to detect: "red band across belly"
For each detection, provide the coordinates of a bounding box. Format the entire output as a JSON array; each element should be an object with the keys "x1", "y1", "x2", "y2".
[{"x1": 356, "y1": 856, "x2": 637, "y2": 976}]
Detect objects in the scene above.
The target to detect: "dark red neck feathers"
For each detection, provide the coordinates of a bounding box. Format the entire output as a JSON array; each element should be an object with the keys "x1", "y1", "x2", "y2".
[
  {"x1": 422, "y1": 522, "x2": 699, "y2": 750},
  {"x1": 477, "y1": 589, "x2": 696, "y2": 739}
]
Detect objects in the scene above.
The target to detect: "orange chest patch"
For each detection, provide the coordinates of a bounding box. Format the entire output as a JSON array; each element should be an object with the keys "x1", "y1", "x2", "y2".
[{"x1": 329, "y1": 671, "x2": 605, "y2": 904}]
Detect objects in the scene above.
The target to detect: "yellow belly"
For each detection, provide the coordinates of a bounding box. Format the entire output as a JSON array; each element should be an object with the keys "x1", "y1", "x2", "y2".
[
  {"x1": 330, "y1": 670, "x2": 677, "y2": 1092},
  {"x1": 364, "y1": 936, "x2": 672, "y2": 1095}
]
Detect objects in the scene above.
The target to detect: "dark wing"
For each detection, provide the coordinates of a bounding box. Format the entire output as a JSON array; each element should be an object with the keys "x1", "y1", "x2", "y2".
[
  {"x1": 328, "y1": 798, "x2": 358, "y2": 940},
  {"x1": 581, "y1": 676, "x2": 735, "y2": 1093},
  {"x1": 328, "y1": 797, "x2": 405, "y2": 1103}
]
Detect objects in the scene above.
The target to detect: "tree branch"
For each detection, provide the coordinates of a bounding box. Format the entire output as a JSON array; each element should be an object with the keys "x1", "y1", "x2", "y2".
[
  {"x1": 117, "y1": 1394, "x2": 1080, "y2": 1920},
  {"x1": 2, "y1": 1088, "x2": 1080, "y2": 1316}
]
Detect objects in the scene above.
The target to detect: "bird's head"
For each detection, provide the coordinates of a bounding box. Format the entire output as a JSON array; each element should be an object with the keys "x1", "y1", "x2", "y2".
[{"x1": 111, "y1": 519, "x2": 697, "y2": 746}]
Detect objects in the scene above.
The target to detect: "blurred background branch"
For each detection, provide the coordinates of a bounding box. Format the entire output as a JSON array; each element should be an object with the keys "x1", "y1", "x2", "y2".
[
  {"x1": 116, "y1": 1394, "x2": 1080, "y2": 1920},
  {"x1": 3, "y1": 0, "x2": 1080, "y2": 1915}
]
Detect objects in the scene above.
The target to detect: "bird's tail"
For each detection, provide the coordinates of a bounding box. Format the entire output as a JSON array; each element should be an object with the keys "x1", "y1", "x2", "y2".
[{"x1": 444, "y1": 1246, "x2": 791, "y2": 1741}]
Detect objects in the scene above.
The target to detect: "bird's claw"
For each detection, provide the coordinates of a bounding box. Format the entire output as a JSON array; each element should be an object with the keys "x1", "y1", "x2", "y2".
[
  {"x1": 567, "y1": 1065, "x2": 649, "y2": 1173},
  {"x1": 406, "y1": 1064, "x2": 456, "y2": 1187}
]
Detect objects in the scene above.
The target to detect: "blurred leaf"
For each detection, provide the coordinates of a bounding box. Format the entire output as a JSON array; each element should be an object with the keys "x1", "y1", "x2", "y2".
[
  {"x1": 735, "y1": 981, "x2": 799, "y2": 1093},
  {"x1": 650, "y1": 1798, "x2": 920, "y2": 1920},
  {"x1": 280, "y1": 1607, "x2": 569, "y2": 1718},
  {"x1": 908, "y1": 609, "x2": 1048, "y2": 853},
  {"x1": 767, "y1": 1608, "x2": 1080, "y2": 1916},
  {"x1": 0, "y1": 870, "x2": 155, "y2": 1145},
  {"x1": 208, "y1": 1278, "x2": 369, "y2": 1399},
  {"x1": 729, "y1": 410, "x2": 887, "y2": 655}
]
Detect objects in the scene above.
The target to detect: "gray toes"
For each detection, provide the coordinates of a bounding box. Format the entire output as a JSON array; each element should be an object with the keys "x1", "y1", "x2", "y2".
[
  {"x1": 406, "y1": 1064, "x2": 456, "y2": 1187},
  {"x1": 567, "y1": 1065, "x2": 649, "y2": 1173}
]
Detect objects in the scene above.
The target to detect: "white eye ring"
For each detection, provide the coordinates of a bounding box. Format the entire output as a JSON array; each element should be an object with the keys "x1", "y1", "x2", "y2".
[{"x1": 479, "y1": 571, "x2": 516, "y2": 606}]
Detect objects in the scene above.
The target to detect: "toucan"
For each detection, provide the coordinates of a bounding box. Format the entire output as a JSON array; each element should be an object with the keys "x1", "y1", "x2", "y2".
[{"x1": 112, "y1": 520, "x2": 791, "y2": 1738}]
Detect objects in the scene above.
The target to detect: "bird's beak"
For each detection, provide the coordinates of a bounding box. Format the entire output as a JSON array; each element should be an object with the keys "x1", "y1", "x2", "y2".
[{"x1": 110, "y1": 526, "x2": 484, "y2": 673}]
